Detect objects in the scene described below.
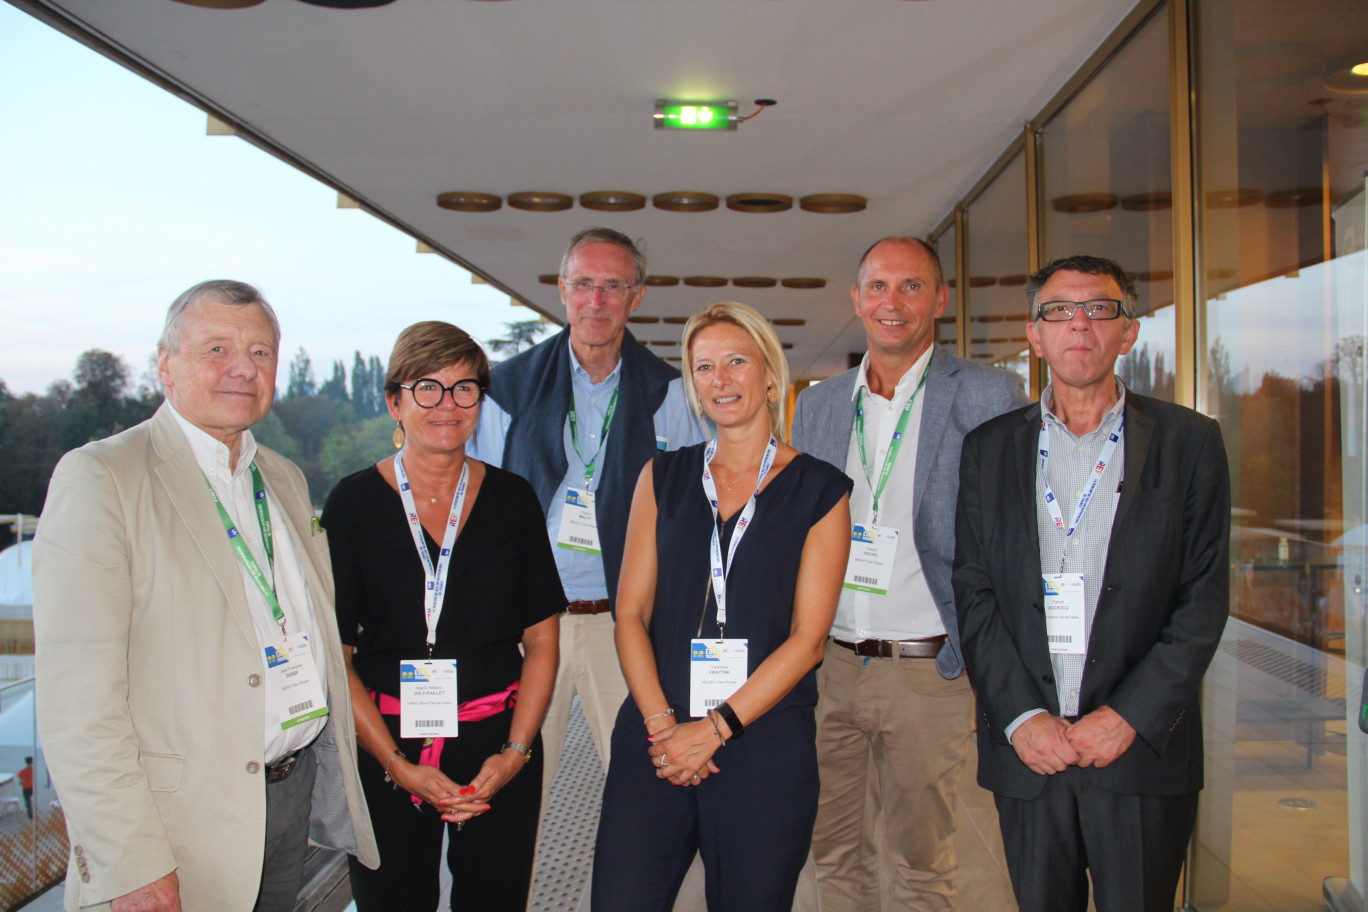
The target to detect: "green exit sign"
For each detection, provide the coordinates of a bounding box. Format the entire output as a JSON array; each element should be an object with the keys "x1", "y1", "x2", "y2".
[{"x1": 655, "y1": 100, "x2": 737, "y2": 131}]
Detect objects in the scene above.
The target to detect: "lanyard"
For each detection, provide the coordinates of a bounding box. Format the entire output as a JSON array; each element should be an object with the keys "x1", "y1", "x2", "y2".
[
  {"x1": 1038, "y1": 413, "x2": 1123, "y2": 574},
  {"x1": 394, "y1": 452, "x2": 470, "y2": 652},
  {"x1": 567, "y1": 385, "x2": 619, "y2": 490},
  {"x1": 701, "y1": 436, "x2": 778, "y2": 633},
  {"x1": 206, "y1": 463, "x2": 283, "y2": 635},
  {"x1": 854, "y1": 352, "x2": 930, "y2": 525}
]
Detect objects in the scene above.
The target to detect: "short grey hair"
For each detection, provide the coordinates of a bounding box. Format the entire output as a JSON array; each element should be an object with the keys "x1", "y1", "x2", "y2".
[
  {"x1": 1024, "y1": 256, "x2": 1137, "y2": 325},
  {"x1": 159, "y1": 279, "x2": 280, "y2": 353},
  {"x1": 558, "y1": 227, "x2": 648, "y2": 287}
]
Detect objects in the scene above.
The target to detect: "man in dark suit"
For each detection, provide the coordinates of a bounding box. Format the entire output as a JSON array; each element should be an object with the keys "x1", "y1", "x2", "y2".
[
  {"x1": 792, "y1": 236, "x2": 1026, "y2": 910},
  {"x1": 954, "y1": 255, "x2": 1230, "y2": 912}
]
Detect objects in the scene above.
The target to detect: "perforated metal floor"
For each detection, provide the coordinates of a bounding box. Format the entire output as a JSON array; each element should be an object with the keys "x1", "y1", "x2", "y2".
[{"x1": 529, "y1": 696, "x2": 603, "y2": 911}]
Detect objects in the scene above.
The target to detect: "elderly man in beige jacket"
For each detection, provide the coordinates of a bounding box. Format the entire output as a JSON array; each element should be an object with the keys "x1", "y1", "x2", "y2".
[{"x1": 33, "y1": 280, "x2": 377, "y2": 912}]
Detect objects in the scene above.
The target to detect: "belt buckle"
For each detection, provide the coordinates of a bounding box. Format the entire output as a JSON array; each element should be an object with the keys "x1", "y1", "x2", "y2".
[{"x1": 266, "y1": 752, "x2": 298, "y2": 783}]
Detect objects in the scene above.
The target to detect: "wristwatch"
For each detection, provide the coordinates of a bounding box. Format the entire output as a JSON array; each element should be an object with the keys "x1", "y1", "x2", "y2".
[{"x1": 501, "y1": 741, "x2": 533, "y2": 765}]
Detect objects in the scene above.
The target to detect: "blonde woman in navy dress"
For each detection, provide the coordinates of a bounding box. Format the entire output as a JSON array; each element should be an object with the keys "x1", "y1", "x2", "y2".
[{"x1": 592, "y1": 302, "x2": 852, "y2": 911}]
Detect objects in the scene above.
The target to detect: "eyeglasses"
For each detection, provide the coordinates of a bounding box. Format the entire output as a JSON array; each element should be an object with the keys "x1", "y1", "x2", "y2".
[
  {"x1": 564, "y1": 278, "x2": 638, "y2": 301},
  {"x1": 399, "y1": 378, "x2": 484, "y2": 409},
  {"x1": 1035, "y1": 298, "x2": 1128, "y2": 322}
]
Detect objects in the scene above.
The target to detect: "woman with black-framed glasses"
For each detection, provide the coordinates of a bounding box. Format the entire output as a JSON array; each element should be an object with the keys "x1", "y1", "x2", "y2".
[{"x1": 321, "y1": 320, "x2": 564, "y2": 910}]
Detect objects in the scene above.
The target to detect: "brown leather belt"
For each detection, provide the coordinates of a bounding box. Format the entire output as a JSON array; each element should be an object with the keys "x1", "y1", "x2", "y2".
[
  {"x1": 265, "y1": 750, "x2": 302, "y2": 784},
  {"x1": 566, "y1": 599, "x2": 611, "y2": 616},
  {"x1": 832, "y1": 635, "x2": 947, "y2": 659}
]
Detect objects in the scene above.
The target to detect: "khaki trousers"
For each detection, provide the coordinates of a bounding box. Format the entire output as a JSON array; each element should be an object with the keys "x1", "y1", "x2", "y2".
[
  {"x1": 539, "y1": 611, "x2": 628, "y2": 805},
  {"x1": 812, "y1": 641, "x2": 973, "y2": 912}
]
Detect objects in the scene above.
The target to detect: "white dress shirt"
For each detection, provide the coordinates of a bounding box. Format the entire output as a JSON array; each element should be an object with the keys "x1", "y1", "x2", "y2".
[
  {"x1": 832, "y1": 346, "x2": 943, "y2": 642},
  {"x1": 169, "y1": 405, "x2": 327, "y2": 763}
]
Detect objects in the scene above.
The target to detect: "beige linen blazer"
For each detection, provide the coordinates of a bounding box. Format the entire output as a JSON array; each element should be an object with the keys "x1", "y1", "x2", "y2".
[{"x1": 33, "y1": 404, "x2": 378, "y2": 911}]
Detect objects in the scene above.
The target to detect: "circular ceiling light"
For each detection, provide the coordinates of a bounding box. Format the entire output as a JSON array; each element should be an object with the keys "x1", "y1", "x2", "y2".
[
  {"x1": 781, "y1": 277, "x2": 827, "y2": 289},
  {"x1": 732, "y1": 277, "x2": 778, "y2": 288},
  {"x1": 969, "y1": 276, "x2": 997, "y2": 287},
  {"x1": 538, "y1": 274, "x2": 559, "y2": 285},
  {"x1": 653, "y1": 191, "x2": 719, "y2": 212},
  {"x1": 581, "y1": 190, "x2": 646, "y2": 212},
  {"x1": 645, "y1": 275, "x2": 680, "y2": 287},
  {"x1": 662, "y1": 316, "x2": 690, "y2": 325},
  {"x1": 1265, "y1": 187, "x2": 1321, "y2": 208},
  {"x1": 169, "y1": 0, "x2": 266, "y2": 7},
  {"x1": 771, "y1": 318, "x2": 806, "y2": 326},
  {"x1": 1207, "y1": 267, "x2": 1237, "y2": 280},
  {"x1": 297, "y1": 0, "x2": 397, "y2": 7},
  {"x1": 998, "y1": 274, "x2": 1029, "y2": 287},
  {"x1": 946, "y1": 278, "x2": 957, "y2": 288},
  {"x1": 799, "y1": 193, "x2": 868, "y2": 214},
  {"x1": 436, "y1": 191, "x2": 501, "y2": 212},
  {"x1": 1120, "y1": 191, "x2": 1172, "y2": 211},
  {"x1": 508, "y1": 191, "x2": 574, "y2": 212},
  {"x1": 726, "y1": 193, "x2": 793, "y2": 213},
  {"x1": 649, "y1": 340, "x2": 673, "y2": 347},
  {"x1": 1206, "y1": 188, "x2": 1264, "y2": 209},
  {"x1": 627, "y1": 315, "x2": 660, "y2": 324},
  {"x1": 781, "y1": 343, "x2": 794, "y2": 350},
  {"x1": 683, "y1": 276, "x2": 728, "y2": 287},
  {"x1": 1134, "y1": 270, "x2": 1174, "y2": 282},
  {"x1": 1051, "y1": 193, "x2": 1118, "y2": 213}
]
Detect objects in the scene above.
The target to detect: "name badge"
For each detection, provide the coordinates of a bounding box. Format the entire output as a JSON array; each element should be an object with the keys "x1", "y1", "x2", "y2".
[
  {"x1": 842, "y1": 524, "x2": 900, "y2": 595},
  {"x1": 556, "y1": 488, "x2": 602, "y2": 554},
  {"x1": 689, "y1": 639, "x2": 748, "y2": 718},
  {"x1": 1042, "y1": 573, "x2": 1087, "y2": 655},
  {"x1": 399, "y1": 659, "x2": 459, "y2": 739},
  {"x1": 263, "y1": 635, "x2": 329, "y2": 730}
]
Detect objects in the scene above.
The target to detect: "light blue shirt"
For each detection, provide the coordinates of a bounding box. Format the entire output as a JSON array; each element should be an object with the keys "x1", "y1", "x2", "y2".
[{"x1": 469, "y1": 344, "x2": 708, "y2": 601}]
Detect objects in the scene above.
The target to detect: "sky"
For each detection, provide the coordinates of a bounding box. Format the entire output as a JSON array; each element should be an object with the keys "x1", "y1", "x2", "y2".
[{"x1": 0, "y1": 4, "x2": 534, "y2": 396}]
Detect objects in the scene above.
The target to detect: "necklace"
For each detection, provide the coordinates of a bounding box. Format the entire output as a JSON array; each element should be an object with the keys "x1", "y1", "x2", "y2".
[{"x1": 714, "y1": 462, "x2": 761, "y2": 494}]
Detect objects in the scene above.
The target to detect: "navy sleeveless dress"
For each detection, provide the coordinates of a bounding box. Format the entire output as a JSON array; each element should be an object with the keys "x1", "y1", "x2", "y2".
[{"x1": 592, "y1": 443, "x2": 851, "y2": 912}]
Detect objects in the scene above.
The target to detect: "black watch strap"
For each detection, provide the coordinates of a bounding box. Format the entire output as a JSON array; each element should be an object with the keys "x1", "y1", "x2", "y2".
[{"x1": 714, "y1": 701, "x2": 745, "y2": 740}]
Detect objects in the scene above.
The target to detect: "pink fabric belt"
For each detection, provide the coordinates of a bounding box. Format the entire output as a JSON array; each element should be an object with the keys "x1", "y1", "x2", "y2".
[{"x1": 370, "y1": 680, "x2": 519, "y2": 805}]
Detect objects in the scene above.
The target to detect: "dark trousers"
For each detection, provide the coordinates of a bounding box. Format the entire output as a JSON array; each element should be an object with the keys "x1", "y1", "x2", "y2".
[
  {"x1": 253, "y1": 745, "x2": 318, "y2": 912},
  {"x1": 349, "y1": 713, "x2": 541, "y2": 912},
  {"x1": 994, "y1": 767, "x2": 1198, "y2": 912},
  {"x1": 592, "y1": 701, "x2": 818, "y2": 912}
]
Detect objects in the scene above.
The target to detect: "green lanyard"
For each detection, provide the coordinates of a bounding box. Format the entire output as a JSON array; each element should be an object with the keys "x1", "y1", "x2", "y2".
[
  {"x1": 855, "y1": 353, "x2": 931, "y2": 525},
  {"x1": 206, "y1": 463, "x2": 284, "y2": 634},
  {"x1": 567, "y1": 385, "x2": 619, "y2": 489}
]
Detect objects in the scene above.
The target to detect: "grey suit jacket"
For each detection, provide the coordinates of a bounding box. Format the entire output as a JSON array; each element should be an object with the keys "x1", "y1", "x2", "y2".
[
  {"x1": 33, "y1": 404, "x2": 379, "y2": 911},
  {"x1": 791, "y1": 345, "x2": 1027, "y2": 678}
]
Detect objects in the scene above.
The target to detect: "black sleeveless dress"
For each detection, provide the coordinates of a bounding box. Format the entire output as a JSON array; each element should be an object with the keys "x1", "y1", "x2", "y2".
[{"x1": 593, "y1": 443, "x2": 851, "y2": 912}]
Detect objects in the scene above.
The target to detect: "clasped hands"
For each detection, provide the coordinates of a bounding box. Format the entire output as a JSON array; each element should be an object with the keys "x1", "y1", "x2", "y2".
[
  {"x1": 647, "y1": 718, "x2": 722, "y2": 787},
  {"x1": 390, "y1": 749, "x2": 525, "y2": 822},
  {"x1": 1010, "y1": 705, "x2": 1136, "y2": 776}
]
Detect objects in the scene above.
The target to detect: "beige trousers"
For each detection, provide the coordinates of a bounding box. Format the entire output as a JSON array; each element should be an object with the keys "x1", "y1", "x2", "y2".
[
  {"x1": 811, "y1": 641, "x2": 973, "y2": 912},
  {"x1": 539, "y1": 611, "x2": 628, "y2": 804}
]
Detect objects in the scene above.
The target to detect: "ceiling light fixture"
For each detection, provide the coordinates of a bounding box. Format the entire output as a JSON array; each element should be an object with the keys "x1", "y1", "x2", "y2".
[
  {"x1": 781, "y1": 277, "x2": 827, "y2": 289},
  {"x1": 581, "y1": 191, "x2": 646, "y2": 212},
  {"x1": 726, "y1": 193, "x2": 793, "y2": 213},
  {"x1": 800, "y1": 193, "x2": 867, "y2": 214},
  {"x1": 507, "y1": 191, "x2": 573, "y2": 212},
  {"x1": 653, "y1": 191, "x2": 720, "y2": 212},
  {"x1": 436, "y1": 191, "x2": 502, "y2": 212}
]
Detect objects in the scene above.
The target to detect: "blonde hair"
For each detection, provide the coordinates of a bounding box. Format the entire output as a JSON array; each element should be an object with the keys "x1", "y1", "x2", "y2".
[{"x1": 681, "y1": 301, "x2": 790, "y2": 442}]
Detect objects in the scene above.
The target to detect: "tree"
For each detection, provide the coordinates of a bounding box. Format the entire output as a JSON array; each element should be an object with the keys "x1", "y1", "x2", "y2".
[
  {"x1": 320, "y1": 359, "x2": 349, "y2": 402},
  {"x1": 319, "y1": 414, "x2": 396, "y2": 496},
  {"x1": 368, "y1": 355, "x2": 387, "y2": 415},
  {"x1": 488, "y1": 319, "x2": 551, "y2": 357},
  {"x1": 286, "y1": 348, "x2": 317, "y2": 400}
]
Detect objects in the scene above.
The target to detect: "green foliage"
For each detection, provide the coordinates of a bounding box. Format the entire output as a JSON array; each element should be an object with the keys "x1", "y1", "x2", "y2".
[
  {"x1": 319, "y1": 359, "x2": 349, "y2": 402},
  {"x1": 320, "y1": 414, "x2": 396, "y2": 493},
  {"x1": 285, "y1": 348, "x2": 317, "y2": 400}
]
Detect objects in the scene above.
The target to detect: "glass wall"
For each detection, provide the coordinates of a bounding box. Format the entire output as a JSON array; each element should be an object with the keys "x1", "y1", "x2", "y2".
[
  {"x1": 930, "y1": 219, "x2": 959, "y2": 352},
  {"x1": 964, "y1": 150, "x2": 1032, "y2": 385},
  {"x1": 1039, "y1": 7, "x2": 1177, "y2": 401},
  {"x1": 1191, "y1": 1, "x2": 1368, "y2": 909}
]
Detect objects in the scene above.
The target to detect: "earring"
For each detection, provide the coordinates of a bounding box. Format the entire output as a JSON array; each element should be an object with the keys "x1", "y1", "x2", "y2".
[
  {"x1": 392, "y1": 422, "x2": 405, "y2": 450},
  {"x1": 766, "y1": 386, "x2": 779, "y2": 404}
]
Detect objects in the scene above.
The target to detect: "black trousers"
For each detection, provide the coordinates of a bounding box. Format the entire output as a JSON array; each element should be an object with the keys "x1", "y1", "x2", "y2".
[
  {"x1": 349, "y1": 713, "x2": 542, "y2": 912},
  {"x1": 994, "y1": 766, "x2": 1198, "y2": 912},
  {"x1": 592, "y1": 700, "x2": 818, "y2": 912}
]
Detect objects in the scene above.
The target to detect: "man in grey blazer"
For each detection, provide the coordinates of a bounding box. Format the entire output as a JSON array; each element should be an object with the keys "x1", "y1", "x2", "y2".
[
  {"x1": 791, "y1": 237, "x2": 1026, "y2": 911},
  {"x1": 33, "y1": 280, "x2": 377, "y2": 912}
]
